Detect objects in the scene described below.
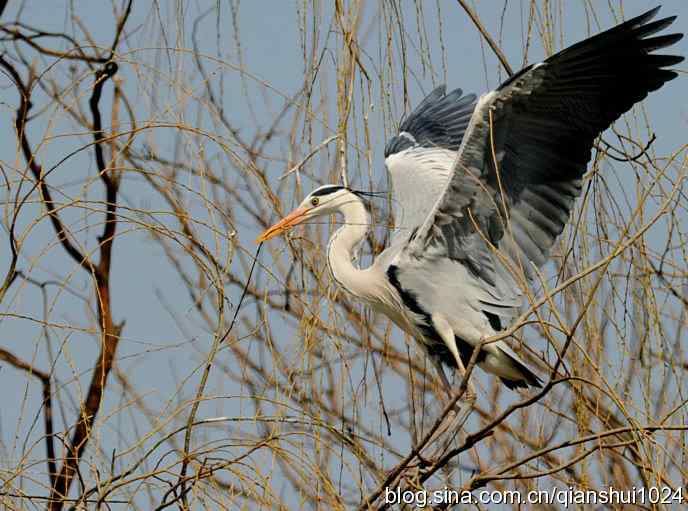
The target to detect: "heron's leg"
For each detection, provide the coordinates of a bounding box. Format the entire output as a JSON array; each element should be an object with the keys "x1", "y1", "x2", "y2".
[
  {"x1": 430, "y1": 313, "x2": 477, "y2": 409},
  {"x1": 409, "y1": 343, "x2": 459, "y2": 462},
  {"x1": 411, "y1": 314, "x2": 477, "y2": 461},
  {"x1": 430, "y1": 356, "x2": 453, "y2": 396}
]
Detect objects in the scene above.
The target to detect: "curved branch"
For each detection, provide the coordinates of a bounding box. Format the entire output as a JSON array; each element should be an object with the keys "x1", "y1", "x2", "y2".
[
  {"x1": 48, "y1": 59, "x2": 122, "y2": 511},
  {"x1": 0, "y1": 348, "x2": 56, "y2": 487},
  {"x1": 0, "y1": 55, "x2": 97, "y2": 277}
]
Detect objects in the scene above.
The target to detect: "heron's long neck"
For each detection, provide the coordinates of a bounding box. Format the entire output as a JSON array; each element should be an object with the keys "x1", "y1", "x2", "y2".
[{"x1": 327, "y1": 199, "x2": 377, "y2": 301}]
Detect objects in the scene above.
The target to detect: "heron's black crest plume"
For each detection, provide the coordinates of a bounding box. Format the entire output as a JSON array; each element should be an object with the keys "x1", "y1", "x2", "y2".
[{"x1": 352, "y1": 189, "x2": 387, "y2": 199}]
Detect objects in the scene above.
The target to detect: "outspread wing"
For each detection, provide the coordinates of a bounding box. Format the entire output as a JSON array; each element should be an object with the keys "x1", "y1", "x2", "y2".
[
  {"x1": 384, "y1": 85, "x2": 477, "y2": 157},
  {"x1": 403, "y1": 6, "x2": 682, "y2": 298},
  {"x1": 383, "y1": 86, "x2": 477, "y2": 243}
]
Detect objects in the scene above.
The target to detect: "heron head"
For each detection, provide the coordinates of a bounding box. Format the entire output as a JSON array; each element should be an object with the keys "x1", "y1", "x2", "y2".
[{"x1": 256, "y1": 185, "x2": 355, "y2": 242}]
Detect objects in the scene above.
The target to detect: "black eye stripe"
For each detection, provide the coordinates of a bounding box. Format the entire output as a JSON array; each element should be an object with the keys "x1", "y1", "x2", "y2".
[{"x1": 310, "y1": 185, "x2": 344, "y2": 197}]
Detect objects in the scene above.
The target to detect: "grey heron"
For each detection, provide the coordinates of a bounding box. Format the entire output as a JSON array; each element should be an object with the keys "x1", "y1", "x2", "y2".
[{"x1": 258, "y1": 7, "x2": 683, "y2": 391}]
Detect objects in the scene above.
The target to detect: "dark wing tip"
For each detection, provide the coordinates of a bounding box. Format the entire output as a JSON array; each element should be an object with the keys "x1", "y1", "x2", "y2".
[
  {"x1": 646, "y1": 32, "x2": 684, "y2": 50},
  {"x1": 386, "y1": 84, "x2": 477, "y2": 157},
  {"x1": 629, "y1": 6, "x2": 662, "y2": 27},
  {"x1": 408, "y1": 84, "x2": 448, "y2": 117},
  {"x1": 432, "y1": 83, "x2": 448, "y2": 96},
  {"x1": 500, "y1": 375, "x2": 543, "y2": 390}
]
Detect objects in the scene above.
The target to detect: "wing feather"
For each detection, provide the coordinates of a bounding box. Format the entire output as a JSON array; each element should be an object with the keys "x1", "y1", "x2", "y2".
[
  {"x1": 384, "y1": 85, "x2": 477, "y2": 157},
  {"x1": 403, "y1": 6, "x2": 682, "y2": 291},
  {"x1": 384, "y1": 86, "x2": 477, "y2": 243}
]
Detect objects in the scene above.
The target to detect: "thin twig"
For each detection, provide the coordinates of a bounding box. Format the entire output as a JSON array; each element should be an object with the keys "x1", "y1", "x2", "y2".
[
  {"x1": 455, "y1": 0, "x2": 513, "y2": 76},
  {"x1": 176, "y1": 243, "x2": 263, "y2": 509}
]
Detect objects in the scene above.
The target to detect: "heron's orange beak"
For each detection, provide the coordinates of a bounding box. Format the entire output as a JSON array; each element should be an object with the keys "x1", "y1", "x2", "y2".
[{"x1": 256, "y1": 207, "x2": 309, "y2": 243}]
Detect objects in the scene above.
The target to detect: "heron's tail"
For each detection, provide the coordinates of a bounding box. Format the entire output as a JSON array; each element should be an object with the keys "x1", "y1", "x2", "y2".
[{"x1": 490, "y1": 345, "x2": 542, "y2": 390}]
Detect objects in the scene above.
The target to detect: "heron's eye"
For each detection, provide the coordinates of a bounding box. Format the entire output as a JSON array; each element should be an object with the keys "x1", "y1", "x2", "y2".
[{"x1": 310, "y1": 197, "x2": 319, "y2": 207}]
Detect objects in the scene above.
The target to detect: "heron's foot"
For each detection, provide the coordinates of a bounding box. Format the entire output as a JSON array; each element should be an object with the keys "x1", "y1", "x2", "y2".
[
  {"x1": 443, "y1": 389, "x2": 476, "y2": 433},
  {"x1": 464, "y1": 388, "x2": 477, "y2": 404},
  {"x1": 447, "y1": 388, "x2": 476, "y2": 409},
  {"x1": 480, "y1": 331, "x2": 510, "y2": 349}
]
